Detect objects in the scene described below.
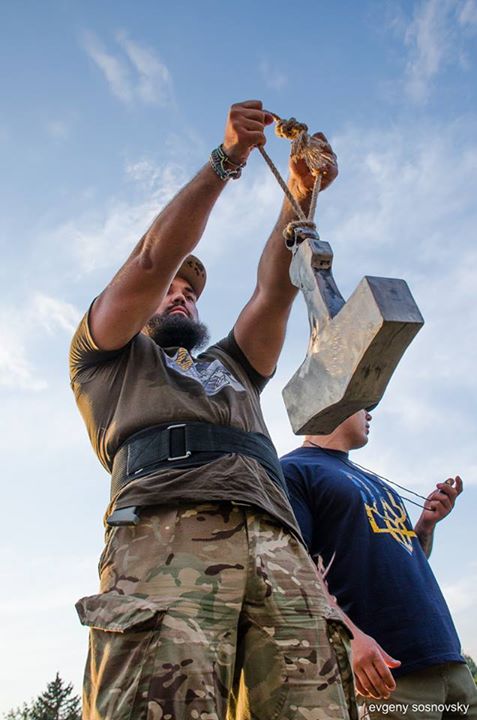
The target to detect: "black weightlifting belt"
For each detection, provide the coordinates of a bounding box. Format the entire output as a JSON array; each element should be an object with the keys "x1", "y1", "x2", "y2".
[{"x1": 110, "y1": 421, "x2": 290, "y2": 501}]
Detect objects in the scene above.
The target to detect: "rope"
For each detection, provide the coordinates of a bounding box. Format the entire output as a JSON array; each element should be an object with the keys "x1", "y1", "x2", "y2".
[
  {"x1": 305, "y1": 441, "x2": 434, "y2": 511},
  {"x1": 308, "y1": 174, "x2": 322, "y2": 224},
  {"x1": 282, "y1": 219, "x2": 317, "y2": 244},
  {"x1": 257, "y1": 145, "x2": 306, "y2": 221},
  {"x1": 260, "y1": 112, "x2": 335, "y2": 242},
  {"x1": 274, "y1": 116, "x2": 309, "y2": 140}
]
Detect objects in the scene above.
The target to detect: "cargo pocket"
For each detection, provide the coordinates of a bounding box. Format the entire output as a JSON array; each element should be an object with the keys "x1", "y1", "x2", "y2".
[
  {"x1": 76, "y1": 592, "x2": 166, "y2": 720},
  {"x1": 326, "y1": 619, "x2": 359, "y2": 720}
]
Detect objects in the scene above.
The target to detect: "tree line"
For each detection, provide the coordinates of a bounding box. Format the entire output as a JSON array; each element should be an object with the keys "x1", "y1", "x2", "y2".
[{"x1": 5, "y1": 674, "x2": 80, "y2": 720}]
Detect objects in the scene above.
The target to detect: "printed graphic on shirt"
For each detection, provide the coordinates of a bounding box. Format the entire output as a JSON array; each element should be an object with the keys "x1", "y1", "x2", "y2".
[
  {"x1": 175, "y1": 347, "x2": 194, "y2": 371},
  {"x1": 346, "y1": 471, "x2": 417, "y2": 555},
  {"x1": 165, "y1": 350, "x2": 246, "y2": 396}
]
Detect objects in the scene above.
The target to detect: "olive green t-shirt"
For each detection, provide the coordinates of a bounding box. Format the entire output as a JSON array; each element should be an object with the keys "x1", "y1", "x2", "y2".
[{"x1": 69, "y1": 308, "x2": 302, "y2": 539}]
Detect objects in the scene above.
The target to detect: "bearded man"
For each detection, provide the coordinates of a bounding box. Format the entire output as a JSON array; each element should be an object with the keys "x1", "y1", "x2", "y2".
[{"x1": 69, "y1": 101, "x2": 358, "y2": 720}]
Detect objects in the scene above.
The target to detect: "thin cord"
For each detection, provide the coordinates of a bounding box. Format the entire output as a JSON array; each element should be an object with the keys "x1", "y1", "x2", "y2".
[
  {"x1": 307, "y1": 173, "x2": 322, "y2": 221},
  {"x1": 257, "y1": 145, "x2": 306, "y2": 220},
  {"x1": 304, "y1": 441, "x2": 432, "y2": 512},
  {"x1": 348, "y1": 457, "x2": 429, "y2": 502}
]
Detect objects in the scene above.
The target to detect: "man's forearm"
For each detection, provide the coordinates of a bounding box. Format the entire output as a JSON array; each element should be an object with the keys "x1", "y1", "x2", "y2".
[
  {"x1": 414, "y1": 522, "x2": 435, "y2": 558},
  {"x1": 232, "y1": 181, "x2": 315, "y2": 375},
  {"x1": 413, "y1": 477, "x2": 462, "y2": 559},
  {"x1": 255, "y1": 181, "x2": 312, "y2": 309},
  {"x1": 254, "y1": 132, "x2": 338, "y2": 308}
]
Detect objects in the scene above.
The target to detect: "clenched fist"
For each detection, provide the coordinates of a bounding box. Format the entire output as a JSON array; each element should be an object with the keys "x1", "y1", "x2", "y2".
[{"x1": 223, "y1": 100, "x2": 274, "y2": 165}]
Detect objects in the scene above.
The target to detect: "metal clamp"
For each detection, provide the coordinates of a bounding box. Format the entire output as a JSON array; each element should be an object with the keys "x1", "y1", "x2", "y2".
[{"x1": 167, "y1": 424, "x2": 192, "y2": 461}]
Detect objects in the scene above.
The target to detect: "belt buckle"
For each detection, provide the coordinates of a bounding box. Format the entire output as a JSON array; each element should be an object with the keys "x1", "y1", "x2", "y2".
[{"x1": 167, "y1": 424, "x2": 191, "y2": 461}]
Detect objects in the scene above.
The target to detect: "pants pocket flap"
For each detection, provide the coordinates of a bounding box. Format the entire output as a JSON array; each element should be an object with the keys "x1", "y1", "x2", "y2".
[{"x1": 76, "y1": 592, "x2": 165, "y2": 633}]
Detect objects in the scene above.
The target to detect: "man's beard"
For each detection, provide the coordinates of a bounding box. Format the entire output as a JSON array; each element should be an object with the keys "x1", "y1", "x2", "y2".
[{"x1": 143, "y1": 313, "x2": 210, "y2": 352}]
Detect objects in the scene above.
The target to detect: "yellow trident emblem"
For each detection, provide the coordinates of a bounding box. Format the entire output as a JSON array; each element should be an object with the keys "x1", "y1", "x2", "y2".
[{"x1": 365, "y1": 488, "x2": 416, "y2": 554}]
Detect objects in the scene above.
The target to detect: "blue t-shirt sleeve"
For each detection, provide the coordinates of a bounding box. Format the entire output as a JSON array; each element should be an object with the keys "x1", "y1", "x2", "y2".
[{"x1": 281, "y1": 459, "x2": 315, "y2": 552}]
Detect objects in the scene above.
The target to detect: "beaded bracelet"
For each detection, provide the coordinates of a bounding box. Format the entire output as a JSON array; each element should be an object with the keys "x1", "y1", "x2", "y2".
[{"x1": 209, "y1": 144, "x2": 246, "y2": 181}]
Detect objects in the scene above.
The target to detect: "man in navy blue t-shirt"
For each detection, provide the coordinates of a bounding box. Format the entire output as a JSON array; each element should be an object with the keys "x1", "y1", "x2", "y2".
[{"x1": 281, "y1": 410, "x2": 477, "y2": 719}]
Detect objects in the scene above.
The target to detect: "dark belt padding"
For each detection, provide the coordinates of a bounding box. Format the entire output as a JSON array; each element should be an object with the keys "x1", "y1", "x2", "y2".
[{"x1": 110, "y1": 422, "x2": 289, "y2": 501}]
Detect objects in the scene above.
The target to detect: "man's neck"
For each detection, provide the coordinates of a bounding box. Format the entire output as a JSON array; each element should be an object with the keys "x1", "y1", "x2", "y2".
[{"x1": 303, "y1": 435, "x2": 350, "y2": 453}]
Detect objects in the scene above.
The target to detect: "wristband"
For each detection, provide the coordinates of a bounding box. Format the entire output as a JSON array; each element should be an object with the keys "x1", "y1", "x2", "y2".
[{"x1": 209, "y1": 144, "x2": 246, "y2": 181}]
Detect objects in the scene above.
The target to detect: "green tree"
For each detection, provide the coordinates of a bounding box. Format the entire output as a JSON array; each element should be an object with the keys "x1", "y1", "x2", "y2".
[
  {"x1": 30, "y1": 673, "x2": 80, "y2": 720},
  {"x1": 4, "y1": 705, "x2": 30, "y2": 720},
  {"x1": 4, "y1": 674, "x2": 80, "y2": 720},
  {"x1": 464, "y1": 654, "x2": 477, "y2": 684}
]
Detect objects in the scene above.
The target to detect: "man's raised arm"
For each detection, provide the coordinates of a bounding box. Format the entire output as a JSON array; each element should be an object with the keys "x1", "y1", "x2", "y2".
[
  {"x1": 234, "y1": 133, "x2": 338, "y2": 377},
  {"x1": 90, "y1": 101, "x2": 274, "y2": 351}
]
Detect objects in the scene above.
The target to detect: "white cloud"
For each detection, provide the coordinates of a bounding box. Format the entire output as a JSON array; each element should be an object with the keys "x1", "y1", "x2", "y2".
[
  {"x1": 400, "y1": 0, "x2": 476, "y2": 103},
  {"x1": 82, "y1": 31, "x2": 133, "y2": 103},
  {"x1": 259, "y1": 59, "x2": 288, "y2": 91},
  {"x1": 82, "y1": 31, "x2": 172, "y2": 106},
  {"x1": 0, "y1": 319, "x2": 46, "y2": 391},
  {"x1": 329, "y1": 122, "x2": 477, "y2": 273},
  {"x1": 442, "y1": 568, "x2": 477, "y2": 658},
  {"x1": 0, "y1": 296, "x2": 81, "y2": 391},
  {"x1": 55, "y1": 205, "x2": 142, "y2": 276},
  {"x1": 404, "y1": 0, "x2": 451, "y2": 103},
  {"x1": 125, "y1": 158, "x2": 186, "y2": 191},
  {"x1": 34, "y1": 294, "x2": 81, "y2": 335},
  {"x1": 50, "y1": 155, "x2": 283, "y2": 278},
  {"x1": 458, "y1": 0, "x2": 477, "y2": 28},
  {"x1": 200, "y1": 166, "x2": 283, "y2": 266},
  {"x1": 116, "y1": 32, "x2": 173, "y2": 105},
  {"x1": 56, "y1": 162, "x2": 187, "y2": 274},
  {"x1": 125, "y1": 158, "x2": 160, "y2": 185},
  {"x1": 443, "y1": 569, "x2": 477, "y2": 615}
]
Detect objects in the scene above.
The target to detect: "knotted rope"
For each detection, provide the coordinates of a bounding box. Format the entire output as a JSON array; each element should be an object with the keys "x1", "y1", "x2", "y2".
[{"x1": 257, "y1": 112, "x2": 335, "y2": 242}]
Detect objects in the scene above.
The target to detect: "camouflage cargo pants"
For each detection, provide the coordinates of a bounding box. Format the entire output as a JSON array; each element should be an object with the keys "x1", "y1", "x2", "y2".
[{"x1": 77, "y1": 503, "x2": 357, "y2": 720}]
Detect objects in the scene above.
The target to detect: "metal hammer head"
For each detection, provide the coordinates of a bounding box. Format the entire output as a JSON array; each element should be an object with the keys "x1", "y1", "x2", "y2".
[{"x1": 283, "y1": 259, "x2": 424, "y2": 435}]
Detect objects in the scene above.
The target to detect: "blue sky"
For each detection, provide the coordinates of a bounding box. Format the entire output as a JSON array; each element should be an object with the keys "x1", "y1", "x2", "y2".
[{"x1": 1, "y1": 0, "x2": 476, "y2": 712}]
